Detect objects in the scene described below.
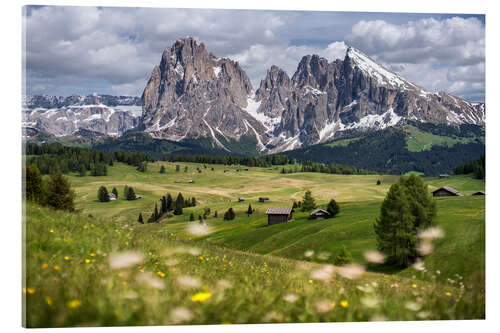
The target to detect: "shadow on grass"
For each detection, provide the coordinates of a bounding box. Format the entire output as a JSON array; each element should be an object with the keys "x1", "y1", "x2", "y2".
[{"x1": 365, "y1": 263, "x2": 405, "y2": 275}]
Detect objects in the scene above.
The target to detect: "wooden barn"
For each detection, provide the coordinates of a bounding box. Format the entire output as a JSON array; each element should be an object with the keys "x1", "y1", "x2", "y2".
[
  {"x1": 259, "y1": 197, "x2": 270, "y2": 203},
  {"x1": 472, "y1": 191, "x2": 485, "y2": 196},
  {"x1": 266, "y1": 208, "x2": 293, "y2": 225},
  {"x1": 309, "y1": 208, "x2": 330, "y2": 220},
  {"x1": 432, "y1": 186, "x2": 463, "y2": 197}
]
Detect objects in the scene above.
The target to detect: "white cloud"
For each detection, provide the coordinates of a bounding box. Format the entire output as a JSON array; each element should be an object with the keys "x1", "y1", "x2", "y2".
[
  {"x1": 346, "y1": 17, "x2": 485, "y2": 101},
  {"x1": 23, "y1": 7, "x2": 484, "y2": 101}
]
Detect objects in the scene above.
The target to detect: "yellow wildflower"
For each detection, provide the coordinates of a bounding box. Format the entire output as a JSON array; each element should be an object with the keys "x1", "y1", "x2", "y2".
[
  {"x1": 156, "y1": 271, "x2": 166, "y2": 277},
  {"x1": 308, "y1": 279, "x2": 313, "y2": 284},
  {"x1": 199, "y1": 256, "x2": 204, "y2": 261},
  {"x1": 445, "y1": 292, "x2": 452, "y2": 297},
  {"x1": 85, "y1": 259, "x2": 91, "y2": 263},
  {"x1": 64, "y1": 256, "x2": 70, "y2": 260},
  {"x1": 190, "y1": 292, "x2": 213, "y2": 302},
  {"x1": 340, "y1": 300, "x2": 349, "y2": 308},
  {"x1": 67, "y1": 300, "x2": 82, "y2": 309},
  {"x1": 53, "y1": 265, "x2": 60, "y2": 271},
  {"x1": 27, "y1": 288, "x2": 36, "y2": 295},
  {"x1": 45, "y1": 297, "x2": 53, "y2": 306},
  {"x1": 83, "y1": 225, "x2": 88, "y2": 229},
  {"x1": 41, "y1": 263, "x2": 49, "y2": 269},
  {"x1": 412, "y1": 284, "x2": 417, "y2": 289},
  {"x1": 50, "y1": 229, "x2": 54, "y2": 233},
  {"x1": 90, "y1": 253, "x2": 96, "y2": 257}
]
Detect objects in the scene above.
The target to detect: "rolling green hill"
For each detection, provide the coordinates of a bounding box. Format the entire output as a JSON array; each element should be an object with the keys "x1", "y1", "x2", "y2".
[
  {"x1": 24, "y1": 161, "x2": 485, "y2": 326},
  {"x1": 283, "y1": 122, "x2": 484, "y2": 176}
]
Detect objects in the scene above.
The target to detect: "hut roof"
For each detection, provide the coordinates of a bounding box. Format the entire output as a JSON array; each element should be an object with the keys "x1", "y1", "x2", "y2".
[
  {"x1": 310, "y1": 208, "x2": 329, "y2": 215},
  {"x1": 432, "y1": 186, "x2": 463, "y2": 196},
  {"x1": 472, "y1": 191, "x2": 485, "y2": 195},
  {"x1": 266, "y1": 208, "x2": 292, "y2": 215}
]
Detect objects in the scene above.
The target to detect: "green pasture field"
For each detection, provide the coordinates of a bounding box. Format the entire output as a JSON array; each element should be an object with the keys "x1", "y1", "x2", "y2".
[{"x1": 24, "y1": 161, "x2": 485, "y2": 326}]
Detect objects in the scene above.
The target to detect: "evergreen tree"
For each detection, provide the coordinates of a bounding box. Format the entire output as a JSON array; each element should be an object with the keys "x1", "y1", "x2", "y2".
[
  {"x1": 159, "y1": 165, "x2": 166, "y2": 174},
  {"x1": 45, "y1": 171, "x2": 75, "y2": 211},
  {"x1": 377, "y1": 179, "x2": 381, "y2": 185},
  {"x1": 25, "y1": 165, "x2": 43, "y2": 202},
  {"x1": 112, "y1": 187, "x2": 118, "y2": 199},
  {"x1": 326, "y1": 199, "x2": 340, "y2": 218},
  {"x1": 374, "y1": 182, "x2": 418, "y2": 267},
  {"x1": 166, "y1": 193, "x2": 173, "y2": 211},
  {"x1": 191, "y1": 197, "x2": 196, "y2": 207},
  {"x1": 175, "y1": 165, "x2": 180, "y2": 172},
  {"x1": 214, "y1": 211, "x2": 218, "y2": 218},
  {"x1": 223, "y1": 208, "x2": 235, "y2": 221},
  {"x1": 161, "y1": 196, "x2": 167, "y2": 214},
  {"x1": 126, "y1": 187, "x2": 136, "y2": 200},
  {"x1": 98, "y1": 186, "x2": 110, "y2": 202},
  {"x1": 399, "y1": 174, "x2": 436, "y2": 230},
  {"x1": 301, "y1": 190, "x2": 317, "y2": 212},
  {"x1": 138, "y1": 213, "x2": 144, "y2": 224},
  {"x1": 247, "y1": 204, "x2": 253, "y2": 215},
  {"x1": 123, "y1": 185, "x2": 129, "y2": 199},
  {"x1": 334, "y1": 245, "x2": 353, "y2": 266},
  {"x1": 184, "y1": 166, "x2": 188, "y2": 172},
  {"x1": 154, "y1": 203, "x2": 159, "y2": 222},
  {"x1": 175, "y1": 193, "x2": 185, "y2": 209},
  {"x1": 190, "y1": 213, "x2": 195, "y2": 221},
  {"x1": 292, "y1": 201, "x2": 298, "y2": 209},
  {"x1": 199, "y1": 215, "x2": 203, "y2": 223}
]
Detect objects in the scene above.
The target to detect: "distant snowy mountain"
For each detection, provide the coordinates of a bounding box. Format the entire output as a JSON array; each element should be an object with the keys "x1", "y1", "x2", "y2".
[
  {"x1": 140, "y1": 38, "x2": 485, "y2": 154},
  {"x1": 25, "y1": 38, "x2": 484, "y2": 154},
  {"x1": 23, "y1": 94, "x2": 141, "y2": 138}
]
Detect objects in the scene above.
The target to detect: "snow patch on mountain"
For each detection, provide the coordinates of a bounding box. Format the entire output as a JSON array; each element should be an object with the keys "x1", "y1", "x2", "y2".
[{"x1": 242, "y1": 95, "x2": 280, "y2": 132}]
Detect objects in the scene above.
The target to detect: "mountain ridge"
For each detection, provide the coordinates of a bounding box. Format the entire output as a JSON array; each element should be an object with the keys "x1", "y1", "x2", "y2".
[{"x1": 140, "y1": 38, "x2": 485, "y2": 153}]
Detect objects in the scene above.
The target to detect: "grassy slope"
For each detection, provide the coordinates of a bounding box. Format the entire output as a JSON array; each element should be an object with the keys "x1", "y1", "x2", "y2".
[
  {"x1": 404, "y1": 125, "x2": 478, "y2": 152},
  {"x1": 25, "y1": 162, "x2": 485, "y2": 326},
  {"x1": 25, "y1": 203, "x2": 483, "y2": 327}
]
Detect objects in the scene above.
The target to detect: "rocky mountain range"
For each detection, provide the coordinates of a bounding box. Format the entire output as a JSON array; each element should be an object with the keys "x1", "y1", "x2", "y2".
[
  {"x1": 140, "y1": 37, "x2": 485, "y2": 153},
  {"x1": 23, "y1": 37, "x2": 485, "y2": 154},
  {"x1": 23, "y1": 94, "x2": 141, "y2": 138}
]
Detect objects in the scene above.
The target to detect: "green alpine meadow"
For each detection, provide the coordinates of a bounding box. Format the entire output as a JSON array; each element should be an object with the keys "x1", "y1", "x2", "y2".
[{"x1": 23, "y1": 158, "x2": 485, "y2": 327}]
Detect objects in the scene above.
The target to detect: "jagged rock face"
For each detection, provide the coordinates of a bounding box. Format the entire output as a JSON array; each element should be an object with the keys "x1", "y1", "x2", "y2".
[
  {"x1": 141, "y1": 37, "x2": 265, "y2": 151},
  {"x1": 255, "y1": 47, "x2": 485, "y2": 152},
  {"x1": 23, "y1": 98, "x2": 140, "y2": 137}
]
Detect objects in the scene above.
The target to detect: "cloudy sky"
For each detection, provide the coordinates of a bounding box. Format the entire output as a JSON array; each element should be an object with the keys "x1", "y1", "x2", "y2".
[{"x1": 23, "y1": 6, "x2": 485, "y2": 102}]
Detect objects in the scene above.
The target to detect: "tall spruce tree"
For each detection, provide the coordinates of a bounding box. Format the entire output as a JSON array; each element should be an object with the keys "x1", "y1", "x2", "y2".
[
  {"x1": 301, "y1": 190, "x2": 317, "y2": 212},
  {"x1": 98, "y1": 186, "x2": 110, "y2": 202},
  {"x1": 154, "y1": 203, "x2": 159, "y2": 222},
  {"x1": 138, "y1": 213, "x2": 144, "y2": 224},
  {"x1": 112, "y1": 187, "x2": 118, "y2": 199},
  {"x1": 175, "y1": 193, "x2": 185, "y2": 209},
  {"x1": 161, "y1": 196, "x2": 167, "y2": 214},
  {"x1": 159, "y1": 165, "x2": 166, "y2": 174},
  {"x1": 26, "y1": 165, "x2": 43, "y2": 202},
  {"x1": 326, "y1": 199, "x2": 340, "y2": 218},
  {"x1": 247, "y1": 204, "x2": 253, "y2": 215},
  {"x1": 374, "y1": 182, "x2": 419, "y2": 267},
  {"x1": 123, "y1": 185, "x2": 129, "y2": 199},
  {"x1": 45, "y1": 171, "x2": 75, "y2": 211},
  {"x1": 190, "y1": 213, "x2": 195, "y2": 221},
  {"x1": 126, "y1": 187, "x2": 136, "y2": 200},
  {"x1": 166, "y1": 193, "x2": 173, "y2": 211}
]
